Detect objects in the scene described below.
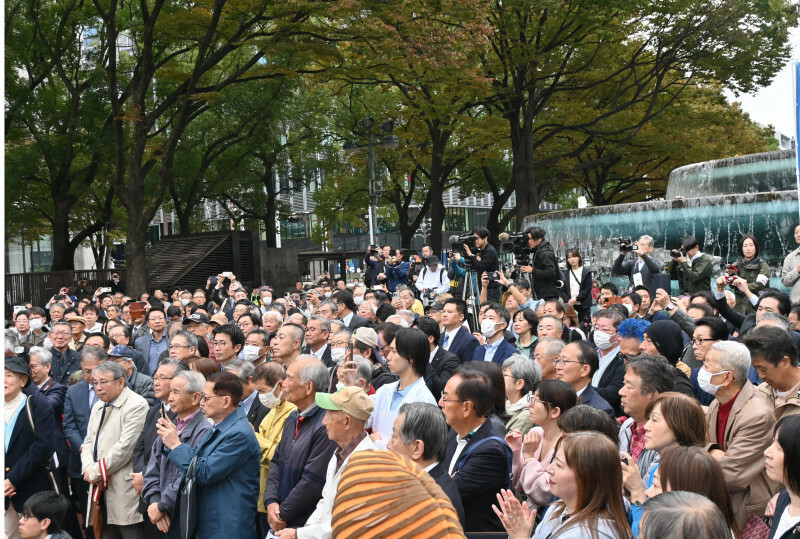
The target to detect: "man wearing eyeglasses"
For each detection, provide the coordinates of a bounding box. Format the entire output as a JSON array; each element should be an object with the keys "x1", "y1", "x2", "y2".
[
  {"x1": 47, "y1": 321, "x2": 80, "y2": 385},
  {"x1": 108, "y1": 345, "x2": 155, "y2": 405},
  {"x1": 81, "y1": 361, "x2": 149, "y2": 538},
  {"x1": 157, "y1": 371, "x2": 260, "y2": 539},
  {"x1": 554, "y1": 341, "x2": 615, "y2": 416}
]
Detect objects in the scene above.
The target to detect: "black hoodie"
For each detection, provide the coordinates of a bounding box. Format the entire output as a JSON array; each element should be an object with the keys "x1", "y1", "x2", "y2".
[{"x1": 643, "y1": 320, "x2": 696, "y2": 398}]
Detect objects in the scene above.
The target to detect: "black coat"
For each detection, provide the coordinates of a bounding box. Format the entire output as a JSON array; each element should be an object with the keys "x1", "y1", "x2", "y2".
[
  {"x1": 580, "y1": 385, "x2": 614, "y2": 416},
  {"x1": 769, "y1": 489, "x2": 800, "y2": 539},
  {"x1": 133, "y1": 401, "x2": 176, "y2": 473},
  {"x1": 428, "y1": 462, "x2": 466, "y2": 529},
  {"x1": 612, "y1": 253, "x2": 661, "y2": 288},
  {"x1": 440, "y1": 326, "x2": 479, "y2": 364},
  {"x1": 49, "y1": 347, "x2": 80, "y2": 386},
  {"x1": 247, "y1": 397, "x2": 269, "y2": 430},
  {"x1": 6, "y1": 393, "x2": 57, "y2": 513},
  {"x1": 425, "y1": 347, "x2": 460, "y2": 399},
  {"x1": 444, "y1": 420, "x2": 510, "y2": 532},
  {"x1": 595, "y1": 351, "x2": 626, "y2": 416},
  {"x1": 529, "y1": 240, "x2": 561, "y2": 301}
]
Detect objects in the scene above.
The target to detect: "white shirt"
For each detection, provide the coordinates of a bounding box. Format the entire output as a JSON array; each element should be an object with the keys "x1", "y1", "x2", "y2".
[
  {"x1": 448, "y1": 435, "x2": 470, "y2": 475},
  {"x1": 429, "y1": 346, "x2": 439, "y2": 364},
  {"x1": 341, "y1": 312, "x2": 354, "y2": 327},
  {"x1": 592, "y1": 345, "x2": 620, "y2": 387},
  {"x1": 442, "y1": 327, "x2": 460, "y2": 350},
  {"x1": 312, "y1": 343, "x2": 329, "y2": 360}
]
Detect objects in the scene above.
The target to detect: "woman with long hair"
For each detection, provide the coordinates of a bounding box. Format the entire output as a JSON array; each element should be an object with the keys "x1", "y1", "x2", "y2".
[
  {"x1": 513, "y1": 308, "x2": 539, "y2": 358},
  {"x1": 506, "y1": 379, "x2": 578, "y2": 509},
  {"x1": 562, "y1": 248, "x2": 593, "y2": 325},
  {"x1": 729, "y1": 233, "x2": 770, "y2": 314},
  {"x1": 765, "y1": 415, "x2": 800, "y2": 539},
  {"x1": 495, "y1": 431, "x2": 633, "y2": 539}
]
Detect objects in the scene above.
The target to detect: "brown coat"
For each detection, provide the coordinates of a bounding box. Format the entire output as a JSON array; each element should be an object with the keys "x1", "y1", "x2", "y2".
[
  {"x1": 755, "y1": 377, "x2": 800, "y2": 421},
  {"x1": 706, "y1": 381, "x2": 781, "y2": 529}
]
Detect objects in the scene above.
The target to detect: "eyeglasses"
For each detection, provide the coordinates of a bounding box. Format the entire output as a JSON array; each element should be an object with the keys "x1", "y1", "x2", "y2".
[
  {"x1": 153, "y1": 376, "x2": 174, "y2": 381},
  {"x1": 93, "y1": 378, "x2": 117, "y2": 387},
  {"x1": 51, "y1": 331, "x2": 71, "y2": 337},
  {"x1": 168, "y1": 344, "x2": 191, "y2": 350},
  {"x1": 441, "y1": 396, "x2": 467, "y2": 403},
  {"x1": 690, "y1": 338, "x2": 718, "y2": 345},
  {"x1": 553, "y1": 357, "x2": 583, "y2": 367},
  {"x1": 19, "y1": 513, "x2": 39, "y2": 523},
  {"x1": 200, "y1": 394, "x2": 224, "y2": 402},
  {"x1": 528, "y1": 392, "x2": 553, "y2": 407}
]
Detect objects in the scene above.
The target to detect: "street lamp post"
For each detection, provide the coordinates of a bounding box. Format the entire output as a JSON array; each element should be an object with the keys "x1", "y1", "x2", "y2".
[{"x1": 344, "y1": 118, "x2": 399, "y2": 246}]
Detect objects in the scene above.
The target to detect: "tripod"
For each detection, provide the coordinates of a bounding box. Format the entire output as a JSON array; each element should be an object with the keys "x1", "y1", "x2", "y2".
[{"x1": 461, "y1": 266, "x2": 481, "y2": 331}]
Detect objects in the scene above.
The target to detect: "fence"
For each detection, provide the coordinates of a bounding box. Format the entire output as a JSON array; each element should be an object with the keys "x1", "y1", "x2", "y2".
[{"x1": 5, "y1": 269, "x2": 126, "y2": 317}]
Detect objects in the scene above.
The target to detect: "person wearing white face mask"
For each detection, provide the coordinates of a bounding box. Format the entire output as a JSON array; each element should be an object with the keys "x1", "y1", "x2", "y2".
[
  {"x1": 472, "y1": 303, "x2": 518, "y2": 365},
  {"x1": 252, "y1": 362, "x2": 297, "y2": 536},
  {"x1": 589, "y1": 308, "x2": 627, "y2": 416},
  {"x1": 243, "y1": 329, "x2": 270, "y2": 367},
  {"x1": 703, "y1": 340, "x2": 781, "y2": 529}
]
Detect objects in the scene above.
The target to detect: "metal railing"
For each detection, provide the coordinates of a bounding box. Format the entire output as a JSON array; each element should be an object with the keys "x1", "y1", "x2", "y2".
[{"x1": 5, "y1": 270, "x2": 126, "y2": 316}]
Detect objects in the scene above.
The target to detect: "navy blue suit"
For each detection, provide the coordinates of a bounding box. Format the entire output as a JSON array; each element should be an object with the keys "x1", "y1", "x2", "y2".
[
  {"x1": 38, "y1": 377, "x2": 67, "y2": 419},
  {"x1": 595, "y1": 351, "x2": 626, "y2": 416},
  {"x1": 63, "y1": 380, "x2": 95, "y2": 478},
  {"x1": 167, "y1": 407, "x2": 260, "y2": 539},
  {"x1": 5, "y1": 393, "x2": 58, "y2": 513},
  {"x1": 579, "y1": 385, "x2": 615, "y2": 417},
  {"x1": 440, "y1": 326, "x2": 479, "y2": 364},
  {"x1": 472, "y1": 338, "x2": 518, "y2": 365}
]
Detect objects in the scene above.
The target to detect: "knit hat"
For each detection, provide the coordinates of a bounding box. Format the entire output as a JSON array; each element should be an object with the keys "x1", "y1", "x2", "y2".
[
  {"x1": 643, "y1": 320, "x2": 685, "y2": 366},
  {"x1": 332, "y1": 451, "x2": 465, "y2": 539}
]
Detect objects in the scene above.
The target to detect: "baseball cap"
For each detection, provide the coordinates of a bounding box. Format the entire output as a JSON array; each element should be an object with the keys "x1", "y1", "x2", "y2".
[
  {"x1": 186, "y1": 313, "x2": 210, "y2": 325},
  {"x1": 210, "y1": 313, "x2": 229, "y2": 326},
  {"x1": 426, "y1": 255, "x2": 440, "y2": 267},
  {"x1": 425, "y1": 302, "x2": 445, "y2": 312},
  {"x1": 315, "y1": 386, "x2": 374, "y2": 421},
  {"x1": 109, "y1": 345, "x2": 135, "y2": 358},
  {"x1": 353, "y1": 327, "x2": 379, "y2": 349}
]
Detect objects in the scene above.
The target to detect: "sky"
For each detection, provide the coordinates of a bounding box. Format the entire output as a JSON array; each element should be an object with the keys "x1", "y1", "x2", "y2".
[{"x1": 724, "y1": 27, "x2": 800, "y2": 136}]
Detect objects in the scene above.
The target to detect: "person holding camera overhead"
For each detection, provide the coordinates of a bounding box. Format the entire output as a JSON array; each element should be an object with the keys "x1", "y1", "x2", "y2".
[
  {"x1": 669, "y1": 235, "x2": 713, "y2": 294},
  {"x1": 519, "y1": 227, "x2": 560, "y2": 301},
  {"x1": 463, "y1": 226, "x2": 502, "y2": 302},
  {"x1": 612, "y1": 235, "x2": 662, "y2": 289}
]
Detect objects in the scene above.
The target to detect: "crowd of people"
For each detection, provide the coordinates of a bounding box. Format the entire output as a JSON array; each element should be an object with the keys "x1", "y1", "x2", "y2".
[{"x1": 6, "y1": 225, "x2": 800, "y2": 539}]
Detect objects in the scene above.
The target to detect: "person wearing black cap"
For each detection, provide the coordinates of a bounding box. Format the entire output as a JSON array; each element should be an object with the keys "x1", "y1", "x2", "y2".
[
  {"x1": 669, "y1": 235, "x2": 713, "y2": 295},
  {"x1": 415, "y1": 255, "x2": 450, "y2": 307},
  {"x1": 4, "y1": 357, "x2": 59, "y2": 538},
  {"x1": 641, "y1": 320, "x2": 697, "y2": 397}
]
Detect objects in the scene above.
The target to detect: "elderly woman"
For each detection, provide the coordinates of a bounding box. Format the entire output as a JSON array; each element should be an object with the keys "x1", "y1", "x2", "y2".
[{"x1": 502, "y1": 355, "x2": 542, "y2": 435}]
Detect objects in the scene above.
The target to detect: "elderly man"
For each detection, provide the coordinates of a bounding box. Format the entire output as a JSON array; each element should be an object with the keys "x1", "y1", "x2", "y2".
[
  {"x1": 742, "y1": 326, "x2": 800, "y2": 420},
  {"x1": 440, "y1": 369, "x2": 510, "y2": 532},
  {"x1": 303, "y1": 316, "x2": 333, "y2": 367},
  {"x1": 141, "y1": 371, "x2": 210, "y2": 536},
  {"x1": 80, "y1": 361, "x2": 149, "y2": 538},
  {"x1": 356, "y1": 299, "x2": 378, "y2": 323},
  {"x1": 167, "y1": 330, "x2": 199, "y2": 364},
  {"x1": 387, "y1": 402, "x2": 466, "y2": 528},
  {"x1": 48, "y1": 321, "x2": 80, "y2": 385},
  {"x1": 611, "y1": 234, "x2": 661, "y2": 288},
  {"x1": 28, "y1": 346, "x2": 67, "y2": 418},
  {"x1": 533, "y1": 338, "x2": 564, "y2": 380},
  {"x1": 555, "y1": 341, "x2": 615, "y2": 416},
  {"x1": 271, "y1": 323, "x2": 305, "y2": 368},
  {"x1": 537, "y1": 314, "x2": 563, "y2": 340},
  {"x1": 65, "y1": 314, "x2": 88, "y2": 350},
  {"x1": 263, "y1": 310, "x2": 284, "y2": 334},
  {"x1": 703, "y1": 341, "x2": 781, "y2": 529},
  {"x1": 244, "y1": 329, "x2": 271, "y2": 367},
  {"x1": 264, "y1": 357, "x2": 339, "y2": 531},
  {"x1": 185, "y1": 312, "x2": 215, "y2": 360},
  {"x1": 134, "y1": 309, "x2": 170, "y2": 375},
  {"x1": 131, "y1": 359, "x2": 185, "y2": 535},
  {"x1": 617, "y1": 355, "x2": 675, "y2": 480},
  {"x1": 109, "y1": 345, "x2": 155, "y2": 405},
  {"x1": 158, "y1": 371, "x2": 261, "y2": 539},
  {"x1": 276, "y1": 387, "x2": 376, "y2": 539}
]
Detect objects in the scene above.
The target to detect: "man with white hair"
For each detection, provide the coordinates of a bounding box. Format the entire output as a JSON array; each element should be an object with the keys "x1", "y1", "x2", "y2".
[
  {"x1": 28, "y1": 346, "x2": 67, "y2": 418},
  {"x1": 356, "y1": 298, "x2": 378, "y2": 323},
  {"x1": 611, "y1": 234, "x2": 662, "y2": 288},
  {"x1": 263, "y1": 310, "x2": 284, "y2": 334},
  {"x1": 703, "y1": 341, "x2": 780, "y2": 529}
]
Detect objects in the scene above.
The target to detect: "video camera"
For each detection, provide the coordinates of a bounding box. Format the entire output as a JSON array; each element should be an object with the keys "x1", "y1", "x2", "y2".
[
  {"x1": 499, "y1": 231, "x2": 532, "y2": 265},
  {"x1": 448, "y1": 234, "x2": 478, "y2": 254},
  {"x1": 612, "y1": 237, "x2": 638, "y2": 253},
  {"x1": 368, "y1": 245, "x2": 381, "y2": 258},
  {"x1": 670, "y1": 248, "x2": 686, "y2": 258}
]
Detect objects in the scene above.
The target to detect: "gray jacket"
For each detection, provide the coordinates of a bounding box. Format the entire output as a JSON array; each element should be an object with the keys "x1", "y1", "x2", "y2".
[
  {"x1": 128, "y1": 367, "x2": 155, "y2": 405},
  {"x1": 141, "y1": 410, "x2": 211, "y2": 515},
  {"x1": 782, "y1": 247, "x2": 800, "y2": 303},
  {"x1": 533, "y1": 505, "x2": 624, "y2": 538}
]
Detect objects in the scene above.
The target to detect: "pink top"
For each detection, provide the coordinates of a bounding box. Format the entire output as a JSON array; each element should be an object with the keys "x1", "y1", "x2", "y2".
[{"x1": 511, "y1": 427, "x2": 556, "y2": 509}]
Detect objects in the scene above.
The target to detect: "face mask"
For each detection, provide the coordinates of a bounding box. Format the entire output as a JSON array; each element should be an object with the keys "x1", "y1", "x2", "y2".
[
  {"x1": 697, "y1": 368, "x2": 729, "y2": 395},
  {"x1": 242, "y1": 345, "x2": 261, "y2": 361},
  {"x1": 324, "y1": 292, "x2": 332, "y2": 298},
  {"x1": 180, "y1": 298, "x2": 190, "y2": 306},
  {"x1": 29, "y1": 319, "x2": 43, "y2": 331},
  {"x1": 480, "y1": 319, "x2": 499, "y2": 339},
  {"x1": 622, "y1": 304, "x2": 633, "y2": 315},
  {"x1": 354, "y1": 297, "x2": 364, "y2": 306},
  {"x1": 258, "y1": 385, "x2": 282, "y2": 408},
  {"x1": 593, "y1": 330, "x2": 616, "y2": 350},
  {"x1": 331, "y1": 348, "x2": 346, "y2": 366},
  {"x1": 262, "y1": 297, "x2": 272, "y2": 306}
]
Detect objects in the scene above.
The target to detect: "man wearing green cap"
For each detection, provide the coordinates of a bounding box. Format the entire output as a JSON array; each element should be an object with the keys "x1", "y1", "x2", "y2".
[{"x1": 275, "y1": 386, "x2": 375, "y2": 539}]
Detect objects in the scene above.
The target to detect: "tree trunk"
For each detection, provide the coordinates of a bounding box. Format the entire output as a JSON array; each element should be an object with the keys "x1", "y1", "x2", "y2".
[
  {"x1": 50, "y1": 201, "x2": 76, "y2": 270},
  {"x1": 124, "y1": 211, "x2": 150, "y2": 296}
]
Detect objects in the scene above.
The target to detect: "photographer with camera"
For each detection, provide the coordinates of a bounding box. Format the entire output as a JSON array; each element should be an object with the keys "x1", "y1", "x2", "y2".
[
  {"x1": 462, "y1": 227, "x2": 502, "y2": 302},
  {"x1": 611, "y1": 235, "x2": 661, "y2": 289},
  {"x1": 415, "y1": 255, "x2": 450, "y2": 306},
  {"x1": 517, "y1": 227, "x2": 560, "y2": 301},
  {"x1": 410, "y1": 244, "x2": 433, "y2": 284},
  {"x1": 383, "y1": 249, "x2": 410, "y2": 293},
  {"x1": 669, "y1": 235, "x2": 713, "y2": 294},
  {"x1": 446, "y1": 251, "x2": 467, "y2": 299},
  {"x1": 363, "y1": 244, "x2": 390, "y2": 289}
]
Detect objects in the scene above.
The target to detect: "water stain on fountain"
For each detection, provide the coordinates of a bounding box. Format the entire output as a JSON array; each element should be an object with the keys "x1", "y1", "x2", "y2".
[{"x1": 522, "y1": 149, "x2": 797, "y2": 291}]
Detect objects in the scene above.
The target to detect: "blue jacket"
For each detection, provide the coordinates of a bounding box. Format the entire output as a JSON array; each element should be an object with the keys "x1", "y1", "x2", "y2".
[
  {"x1": 472, "y1": 337, "x2": 518, "y2": 365},
  {"x1": 5, "y1": 392, "x2": 57, "y2": 513},
  {"x1": 263, "y1": 404, "x2": 338, "y2": 527},
  {"x1": 579, "y1": 385, "x2": 615, "y2": 417},
  {"x1": 384, "y1": 261, "x2": 410, "y2": 293},
  {"x1": 63, "y1": 380, "x2": 95, "y2": 478},
  {"x1": 440, "y1": 326, "x2": 479, "y2": 364},
  {"x1": 167, "y1": 407, "x2": 260, "y2": 539}
]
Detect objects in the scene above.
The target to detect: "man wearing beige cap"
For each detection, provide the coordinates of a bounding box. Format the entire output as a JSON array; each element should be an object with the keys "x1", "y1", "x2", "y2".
[
  {"x1": 274, "y1": 387, "x2": 375, "y2": 539},
  {"x1": 65, "y1": 314, "x2": 87, "y2": 351}
]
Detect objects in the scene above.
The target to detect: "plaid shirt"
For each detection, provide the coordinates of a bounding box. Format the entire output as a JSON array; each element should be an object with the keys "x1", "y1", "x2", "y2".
[{"x1": 629, "y1": 422, "x2": 647, "y2": 462}]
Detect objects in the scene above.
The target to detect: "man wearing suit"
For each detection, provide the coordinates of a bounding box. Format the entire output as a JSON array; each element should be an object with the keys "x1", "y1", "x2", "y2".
[
  {"x1": 591, "y1": 309, "x2": 627, "y2": 415},
  {"x1": 303, "y1": 316, "x2": 335, "y2": 368},
  {"x1": 134, "y1": 309, "x2": 170, "y2": 375},
  {"x1": 333, "y1": 290, "x2": 371, "y2": 331},
  {"x1": 28, "y1": 347, "x2": 67, "y2": 419},
  {"x1": 555, "y1": 341, "x2": 615, "y2": 416},
  {"x1": 386, "y1": 402, "x2": 466, "y2": 529},
  {"x1": 224, "y1": 361, "x2": 269, "y2": 430},
  {"x1": 159, "y1": 371, "x2": 261, "y2": 539},
  {"x1": 611, "y1": 234, "x2": 662, "y2": 289},
  {"x1": 62, "y1": 346, "x2": 105, "y2": 536},
  {"x1": 440, "y1": 370, "x2": 510, "y2": 532},
  {"x1": 80, "y1": 361, "x2": 149, "y2": 538},
  {"x1": 472, "y1": 303, "x2": 517, "y2": 365},
  {"x1": 440, "y1": 299, "x2": 479, "y2": 364},
  {"x1": 414, "y1": 316, "x2": 460, "y2": 399}
]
